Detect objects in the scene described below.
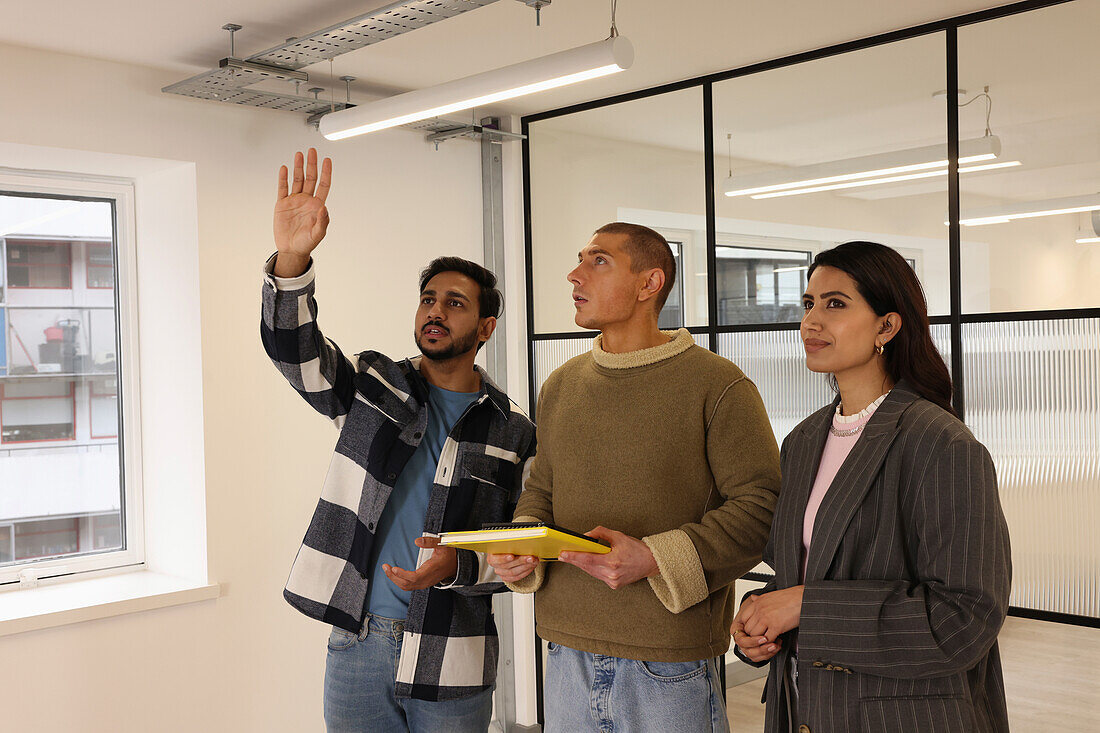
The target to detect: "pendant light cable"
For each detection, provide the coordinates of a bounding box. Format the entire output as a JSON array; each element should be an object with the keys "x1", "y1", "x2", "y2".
[
  {"x1": 609, "y1": 0, "x2": 619, "y2": 38},
  {"x1": 959, "y1": 86, "x2": 993, "y2": 136}
]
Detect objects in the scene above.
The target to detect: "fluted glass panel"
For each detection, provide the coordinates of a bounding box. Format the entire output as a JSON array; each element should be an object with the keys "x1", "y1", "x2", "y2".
[
  {"x1": 532, "y1": 338, "x2": 593, "y2": 406},
  {"x1": 931, "y1": 322, "x2": 952, "y2": 379},
  {"x1": 963, "y1": 318, "x2": 1100, "y2": 616},
  {"x1": 718, "y1": 330, "x2": 834, "y2": 445}
]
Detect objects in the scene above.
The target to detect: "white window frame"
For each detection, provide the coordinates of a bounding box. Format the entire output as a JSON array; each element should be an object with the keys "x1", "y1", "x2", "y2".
[
  {"x1": 0, "y1": 170, "x2": 145, "y2": 586},
  {"x1": 649, "y1": 225, "x2": 705, "y2": 327}
]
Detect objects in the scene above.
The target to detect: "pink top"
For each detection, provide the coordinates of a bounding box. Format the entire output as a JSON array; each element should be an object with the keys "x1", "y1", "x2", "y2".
[{"x1": 801, "y1": 392, "x2": 889, "y2": 582}]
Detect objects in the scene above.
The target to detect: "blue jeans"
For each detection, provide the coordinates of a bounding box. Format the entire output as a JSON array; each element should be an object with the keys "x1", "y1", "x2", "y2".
[
  {"x1": 544, "y1": 642, "x2": 729, "y2": 733},
  {"x1": 323, "y1": 613, "x2": 494, "y2": 733}
]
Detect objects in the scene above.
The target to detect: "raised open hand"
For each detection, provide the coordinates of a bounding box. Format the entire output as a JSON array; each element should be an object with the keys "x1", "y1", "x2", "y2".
[{"x1": 274, "y1": 148, "x2": 332, "y2": 277}]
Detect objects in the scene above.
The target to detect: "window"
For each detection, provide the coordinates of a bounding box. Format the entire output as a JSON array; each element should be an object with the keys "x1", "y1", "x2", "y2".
[
  {"x1": 89, "y1": 377, "x2": 118, "y2": 439},
  {"x1": 86, "y1": 242, "x2": 114, "y2": 289},
  {"x1": 0, "y1": 182, "x2": 140, "y2": 580},
  {"x1": 0, "y1": 380, "x2": 76, "y2": 443},
  {"x1": 657, "y1": 241, "x2": 685, "y2": 329},
  {"x1": 5, "y1": 240, "x2": 72, "y2": 289},
  {"x1": 0, "y1": 525, "x2": 11, "y2": 563},
  {"x1": 716, "y1": 245, "x2": 812, "y2": 325},
  {"x1": 13, "y1": 518, "x2": 79, "y2": 560},
  {"x1": 89, "y1": 512, "x2": 122, "y2": 551}
]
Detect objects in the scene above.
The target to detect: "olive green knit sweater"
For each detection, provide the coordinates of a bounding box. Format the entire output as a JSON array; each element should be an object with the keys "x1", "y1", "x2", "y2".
[{"x1": 510, "y1": 328, "x2": 780, "y2": 661}]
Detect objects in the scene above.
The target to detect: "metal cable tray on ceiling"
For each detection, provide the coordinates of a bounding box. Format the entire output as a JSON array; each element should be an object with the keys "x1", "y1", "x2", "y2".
[{"x1": 162, "y1": 0, "x2": 500, "y2": 114}]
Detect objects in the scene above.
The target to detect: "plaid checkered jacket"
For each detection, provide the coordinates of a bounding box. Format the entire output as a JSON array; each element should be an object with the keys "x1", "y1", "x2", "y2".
[{"x1": 260, "y1": 256, "x2": 536, "y2": 701}]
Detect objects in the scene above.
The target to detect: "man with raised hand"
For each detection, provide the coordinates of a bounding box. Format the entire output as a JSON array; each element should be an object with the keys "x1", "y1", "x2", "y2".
[
  {"x1": 487, "y1": 222, "x2": 780, "y2": 732},
  {"x1": 262, "y1": 148, "x2": 535, "y2": 732}
]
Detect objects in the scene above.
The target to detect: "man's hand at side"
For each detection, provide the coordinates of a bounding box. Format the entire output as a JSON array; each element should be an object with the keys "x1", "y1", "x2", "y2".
[
  {"x1": 274, "y1": 147, "x2": 332, "y2": 278},
  {"x1": 558, "y1": 526, "x2": 658, "y2": 590},
  {"x1": 383, "y1": 536, "x2": 458, "y2": 591}
]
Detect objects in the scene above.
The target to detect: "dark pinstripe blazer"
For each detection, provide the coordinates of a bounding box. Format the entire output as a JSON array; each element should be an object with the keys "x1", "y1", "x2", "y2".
[{"x1": 749, "y1": 382, "x2": 1011, "y2": 733}]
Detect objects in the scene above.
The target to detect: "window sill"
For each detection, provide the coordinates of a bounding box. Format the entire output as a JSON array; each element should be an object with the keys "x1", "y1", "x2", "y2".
[{"x1": 0, "y1": 570, "x2": 221, "y2": 637}]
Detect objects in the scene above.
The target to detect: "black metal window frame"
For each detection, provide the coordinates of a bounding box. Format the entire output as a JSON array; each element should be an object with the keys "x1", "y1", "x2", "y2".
[{"x1": 519, "y1": 0, "x2": 1100, "y2": 669}]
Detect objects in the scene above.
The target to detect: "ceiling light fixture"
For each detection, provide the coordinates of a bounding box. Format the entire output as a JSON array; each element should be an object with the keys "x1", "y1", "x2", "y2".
[
  {"x1": 1074, "y1": 211, "x2": 1100, "y2": 244},
  {"x1": 725, "y1": 87, "x2": 1011, "y2": 199},
  {"x1": 952, "y1": 194, "x2": 1100, "y2": 226},
  {"x1": 750, "y1": 160, "x2": 1021, "y2": 199},
  {"x1": 722, "y1": 135, "x2": 1003, "y2": 198},
  {"x1": 320, "y1": 0, "x2": 632, "y2": 140},
  {"x1": 320, "y1": 37, "x2": 632, "y2": 139}
]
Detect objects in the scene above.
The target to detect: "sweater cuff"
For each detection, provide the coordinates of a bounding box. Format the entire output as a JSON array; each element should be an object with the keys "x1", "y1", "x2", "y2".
[
  {"x1": 642, "y1": 528, "x2": 709, "y2": 614},
  {"x1": 503, "y1": 515, "x2": 546, "y2": 594},
  {"x1": 504, "y1": 562, "x2": 546, "y2": 594},
  {"x1": 263, "y1": 252, "x2": 315, "y2": 291}
]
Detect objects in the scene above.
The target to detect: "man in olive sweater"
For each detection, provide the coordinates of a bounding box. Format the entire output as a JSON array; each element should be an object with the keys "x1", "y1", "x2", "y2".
[{"x1": 488, "y1": 223, "x2": 780, "y2": 732}]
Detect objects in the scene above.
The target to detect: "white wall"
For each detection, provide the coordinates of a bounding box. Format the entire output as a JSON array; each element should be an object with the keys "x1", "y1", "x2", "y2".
[{"x1": 0, "y1": 41, "x2": 484, "y2": 732}]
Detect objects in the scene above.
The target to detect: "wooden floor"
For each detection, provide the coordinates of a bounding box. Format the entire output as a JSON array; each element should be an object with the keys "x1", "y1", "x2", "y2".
[{"x1": 725, "y1": 616, "x2": 1100, "y2": 731}]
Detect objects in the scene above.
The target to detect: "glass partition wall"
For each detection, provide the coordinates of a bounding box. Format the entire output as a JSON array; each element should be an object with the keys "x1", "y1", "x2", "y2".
[
  {"x1": 956, "y1": 2, "x2": 1100, "y2": 619},
  {"x1": 523, "y1": 0, "x2": 1099, "y2": 633}
]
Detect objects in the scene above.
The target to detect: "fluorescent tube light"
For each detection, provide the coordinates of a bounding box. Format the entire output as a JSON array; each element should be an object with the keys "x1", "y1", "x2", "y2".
[
  {"x1": 954, "y1": 194, "x2": 1100, "y2": 226},
  {"x1": 750, "y1": 160, "x2": 1021, "y2": 199},
  {"x1": 722, "y1": 136, "x2": 1001, "y2": 198},
  {"x1": 319, "y1": 37, "x2": 633, "y2": 140},
  {"x1": 1077, "y1": 236, "x2": 1100, "y2": 244},
  {"x1": 773, "y1": 265, "x2": 809, "y2": 273}
]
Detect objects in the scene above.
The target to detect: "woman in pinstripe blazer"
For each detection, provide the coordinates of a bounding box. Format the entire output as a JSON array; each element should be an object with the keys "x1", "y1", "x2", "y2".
[{"x1": 732, "y1": 241, "x2": 1011, "y2": 733}]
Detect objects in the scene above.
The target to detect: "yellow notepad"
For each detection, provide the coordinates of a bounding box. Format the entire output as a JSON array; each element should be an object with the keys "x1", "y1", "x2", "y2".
[{"x1": 439, "y1": 523, "x2": 610, "y2": 560}]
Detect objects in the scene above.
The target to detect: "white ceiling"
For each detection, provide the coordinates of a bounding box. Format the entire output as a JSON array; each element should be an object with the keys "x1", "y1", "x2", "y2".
[
  {"x1": 5, "y1": 0, "x2": 1092, "y2": 204},
  {"x1": 2, "y1": 0, "x2": 1016, "y2": 117}
]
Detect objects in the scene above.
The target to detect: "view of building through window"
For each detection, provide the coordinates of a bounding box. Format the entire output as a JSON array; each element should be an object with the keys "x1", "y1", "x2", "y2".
[
  {"x1": 716, "y1": 245, "x2": 812, "y2": 325},
  {"x1": 0, "y1": 193, "x2": 123, "y2": 567}
]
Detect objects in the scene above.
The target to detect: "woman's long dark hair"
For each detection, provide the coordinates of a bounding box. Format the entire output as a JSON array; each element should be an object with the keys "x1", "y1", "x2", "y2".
[{"x1": 808, "y1": 241, "x2": 955, "y2": 415}]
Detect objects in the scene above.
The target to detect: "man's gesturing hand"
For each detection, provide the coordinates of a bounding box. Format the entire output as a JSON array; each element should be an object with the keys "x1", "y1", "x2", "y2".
[
  {"x1": 274, "y1": 147, "x2": 332, "y2": 277},
  {"x1": 383, "y1": 536, "x2": 458, "y2": 591},
  {"x1": 558, "y1": 526, "x2": 658, "y2": 590}
]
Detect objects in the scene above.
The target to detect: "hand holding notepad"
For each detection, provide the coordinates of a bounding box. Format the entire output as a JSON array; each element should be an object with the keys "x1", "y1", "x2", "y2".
[{"x1": 439, "y1": 522, "x2": 611, "y2": 560}]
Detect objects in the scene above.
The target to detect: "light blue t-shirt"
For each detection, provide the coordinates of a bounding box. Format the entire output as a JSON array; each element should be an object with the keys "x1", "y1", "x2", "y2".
[{"x1": 365, "y1": 383, "x2": 479, "y2": 620}]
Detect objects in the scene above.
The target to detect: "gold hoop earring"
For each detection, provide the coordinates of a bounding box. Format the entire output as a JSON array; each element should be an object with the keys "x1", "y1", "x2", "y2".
[{"x1": 876, "y1": 344, "x2": 885, "y2": 355}]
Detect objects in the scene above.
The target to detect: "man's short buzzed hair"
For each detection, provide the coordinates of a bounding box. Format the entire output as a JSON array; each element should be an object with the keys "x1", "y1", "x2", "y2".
[
  {"x1": 594, "y1": 222, "x2": 676, "y2": 312},
  {"x1": 419, "y1": 256, "x2": 503, "y2": 319}
]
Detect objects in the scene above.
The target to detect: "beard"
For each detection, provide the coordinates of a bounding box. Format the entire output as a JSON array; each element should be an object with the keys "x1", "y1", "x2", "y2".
[{"x1": 415, "y1": 322, "x2": 480, "y2": 361}]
